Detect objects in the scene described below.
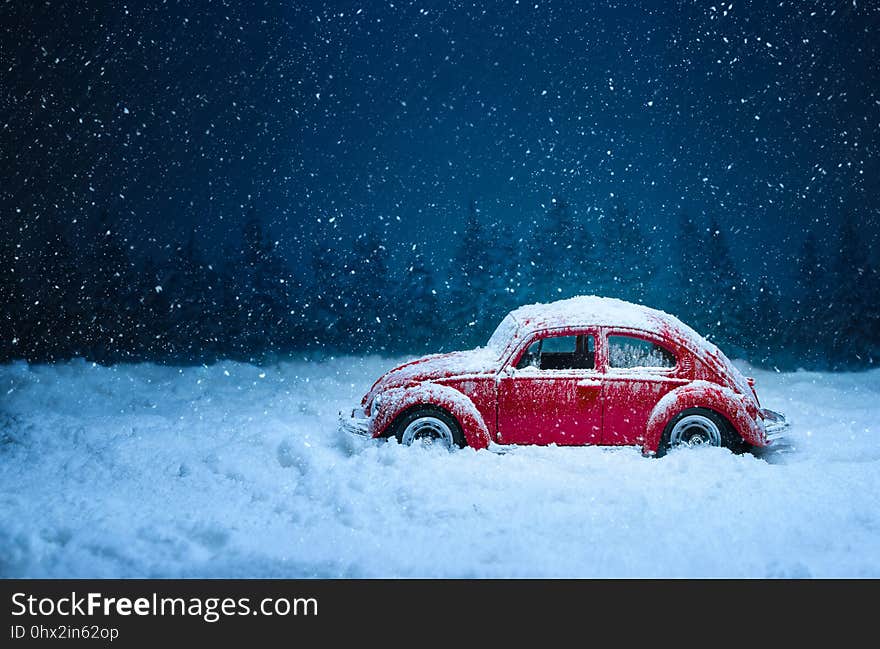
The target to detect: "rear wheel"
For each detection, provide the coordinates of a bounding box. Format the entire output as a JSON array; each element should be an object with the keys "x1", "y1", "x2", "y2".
[
  {"x1": 658, "y1": 407, "x2": 743, "y2": 456},
  {"x1": 392, "y1": 406, "x2": 466, "y2": 450}
]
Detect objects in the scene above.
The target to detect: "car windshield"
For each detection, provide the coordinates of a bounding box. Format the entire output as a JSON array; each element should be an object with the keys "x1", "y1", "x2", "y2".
[{"x1": 486, "y1": 314, "x2": 518, "y2": 358}]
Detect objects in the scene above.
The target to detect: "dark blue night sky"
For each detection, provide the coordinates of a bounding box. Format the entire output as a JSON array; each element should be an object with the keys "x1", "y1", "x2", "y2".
[{"x1": 2, "y1": 1, "x2": 879, "y2": 366}]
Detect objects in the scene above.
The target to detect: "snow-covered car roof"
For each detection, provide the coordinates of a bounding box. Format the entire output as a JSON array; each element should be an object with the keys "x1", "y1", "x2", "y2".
[
  {"x1": 499, "y1": 295, "x2": 750, "y2": 395},
  {"x1": 503, "y1": 296, "x2": 729, "y2": 367},
  {"x1": 508, "y1": 295, "x2": 690, "y2": 337}
]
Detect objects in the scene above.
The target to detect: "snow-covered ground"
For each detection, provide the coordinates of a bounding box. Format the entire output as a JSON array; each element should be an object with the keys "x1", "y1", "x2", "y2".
[{"x1": 1, "y1": 356, "x2": 878, "y2": 578}]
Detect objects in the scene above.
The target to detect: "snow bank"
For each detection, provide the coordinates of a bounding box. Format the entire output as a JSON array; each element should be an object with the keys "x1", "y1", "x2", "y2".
[{"x1": 1, "y1": 357, "x2": 878, "y2": 577}]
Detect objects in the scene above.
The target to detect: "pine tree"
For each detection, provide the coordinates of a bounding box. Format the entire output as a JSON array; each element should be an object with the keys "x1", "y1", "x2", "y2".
[
  {"x1": 531, "y1": 198, "x2": 573, "y2": 300},
  {"x1": 343, "y1": 225, "x2": 393, "y2": 352},
  {"x1": 217, "y1": 260, "x2": 246, "y2": 358},
  {"x1": 570, "y1": 207, "x2": 599, "y2": 298},
  {"x1": 162, "y1": 234, "x2": 222, "y2": 361},
  {"x1": 791, "y1": 231, "x2": 826, "y2": 367},
  {"x1": 698, "y1": 218, "x2": 749, "y2": 351},
  {"x1": 447, "y1": 200, "x2": 492, "y2": 347},
  {"x1": 397, "y1": 245, "x2": 440, "y2": 352},
  {"x1": 600, "y1": 202, "x2": 655, "y2": 304},
  {"x1": 505, "y1": 232, "x2": 534, "y2": 305},
  {"x1": 0, "y1": 217, "x2": 21, "y2": 361},
  {"x1": 671, "y1": 213, "x2": 709, "y2": 327},
  {"x1": 827, "y1": 212, "x2": 873, "y2": 368},
  {"x1": 865, "y1": 260, "x2": 880, "y2": 366},
  {"x1": 747, "y1": 275, "x2": 782, "y2": 365},
  {"x1": 238, "y1": 210, "x2": 293, "y2": 360},
  {"x1": 38, "y1": 218, "x2": 86, "y2": 361},
  {"x1": 531, "y1": 199, "x2": 596, "y2": 300},
  {"x1": 308, "y1": 222, "x2": 346, "y2": 351},
  {"x1": 131, "y1": 255, "x2": 171, "y2": 360},
  {"x1": 84, "y1": 210, "x2": 137, "y2": 364},
  {"x1": 200, "y1": 260, "x2": 226, "y2": 360},
  {"x1": 484, "y1": 220, "x2": 521, "y2": 318}
]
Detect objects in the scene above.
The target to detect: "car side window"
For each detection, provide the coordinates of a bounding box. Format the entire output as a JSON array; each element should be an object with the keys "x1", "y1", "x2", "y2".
[
  {"x1": 516, "y1": 334, "x2": 595, "y2": 371},
  {"x1": 608, "y1": 335, "x2": 675, "y2": 369}
]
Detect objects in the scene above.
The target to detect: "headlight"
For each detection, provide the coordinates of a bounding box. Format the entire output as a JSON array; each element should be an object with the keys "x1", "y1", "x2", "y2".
[{"x1": 372, "y1": 393, "x2": 383, "y2": 412}]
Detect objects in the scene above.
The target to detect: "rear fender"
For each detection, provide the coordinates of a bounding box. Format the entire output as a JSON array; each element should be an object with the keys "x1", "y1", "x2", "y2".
[
  {"x1": 644, "y1": 381, "x2": 764, "y2": 454},
  {"x1": 372, "y1": 382, "x2": 491, "y2": 449}
]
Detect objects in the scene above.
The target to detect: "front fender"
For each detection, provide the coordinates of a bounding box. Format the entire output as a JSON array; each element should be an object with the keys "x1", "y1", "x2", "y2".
[
  {"x1": 644, "y1": 381, "x2": 764, "y2": 454},
  {"x1": 372, "y1": 382, "x2": 491, "y2": 450}
]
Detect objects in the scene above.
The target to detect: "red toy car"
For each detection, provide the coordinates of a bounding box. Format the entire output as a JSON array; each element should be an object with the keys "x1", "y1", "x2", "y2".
[{"x1": 341, "y1": 296, "x2": 788, "y2": 455}]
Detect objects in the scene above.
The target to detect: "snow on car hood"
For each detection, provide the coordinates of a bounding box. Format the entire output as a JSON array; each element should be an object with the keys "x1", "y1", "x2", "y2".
[{"x1": 367, "y1": 347, "x2": 501, "y2": 398}]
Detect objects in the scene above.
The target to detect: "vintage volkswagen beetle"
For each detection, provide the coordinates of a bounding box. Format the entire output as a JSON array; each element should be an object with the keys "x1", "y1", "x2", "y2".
[{"x1": 341, "y1": 296, "x2": 788, "y2": 456}]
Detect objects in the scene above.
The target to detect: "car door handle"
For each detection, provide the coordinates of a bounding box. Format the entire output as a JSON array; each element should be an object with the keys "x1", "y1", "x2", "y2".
[{"x1": 576, "y1": 379, "x2": 601, "y2": 388}]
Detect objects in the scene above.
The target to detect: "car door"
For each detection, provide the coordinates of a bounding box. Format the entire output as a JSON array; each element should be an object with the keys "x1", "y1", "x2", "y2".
[
  {"x1": 497, "y1": 330, "x2": 602, "y2": 446},
  {"x1": 600, "y1": 329, "x2": 689, "y2": 446}
]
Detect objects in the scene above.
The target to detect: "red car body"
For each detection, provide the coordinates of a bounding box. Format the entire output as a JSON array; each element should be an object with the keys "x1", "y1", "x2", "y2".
[{"x1": 342, "y1": 296, "x2": 787, "y2": 455}]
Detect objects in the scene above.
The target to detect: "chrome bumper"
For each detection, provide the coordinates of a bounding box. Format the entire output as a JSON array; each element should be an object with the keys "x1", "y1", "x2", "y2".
[
  {"x1": 339, "y1": 407, "x2": 373, "y2": 437},
  {"x1": 761, "y1": 408, "x2": 789, "y2": 443}
]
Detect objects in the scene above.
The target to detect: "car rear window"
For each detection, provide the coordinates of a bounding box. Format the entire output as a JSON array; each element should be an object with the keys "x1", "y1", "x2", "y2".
[{"x1": 608, "y1": 335, "x2": 675, "y2": 369}]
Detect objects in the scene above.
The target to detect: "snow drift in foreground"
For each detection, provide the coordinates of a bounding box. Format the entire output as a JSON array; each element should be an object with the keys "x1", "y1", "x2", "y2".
[{"x1": 1, "y1": 356, "x2": 878, "y2": 578}]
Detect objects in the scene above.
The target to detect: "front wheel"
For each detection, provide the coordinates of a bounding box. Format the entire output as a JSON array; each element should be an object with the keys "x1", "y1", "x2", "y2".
[
  {"x1": 658, "y1": 407, "x2": 744, "y2": 456},
  {"x1": 392, "y1": 406, "x2": 466, "y2": 450}
]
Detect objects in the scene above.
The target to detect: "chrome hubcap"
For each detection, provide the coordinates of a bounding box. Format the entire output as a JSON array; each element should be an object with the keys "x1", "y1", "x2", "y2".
[
  {"x1": 401, "y1": 417, "x2": 454, "y2": 449},
  {"x1": 669, "y1": 414, "x2": 721, "y2": 448}
]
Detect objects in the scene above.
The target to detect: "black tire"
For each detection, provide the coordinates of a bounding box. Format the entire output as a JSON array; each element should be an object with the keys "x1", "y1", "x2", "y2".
[
  {"x1": 390, "y1": 406, "x2": 467, "y2": 449},
  {"x1": 657, "y1": 407, "x2": 745, "y2": 457}
]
